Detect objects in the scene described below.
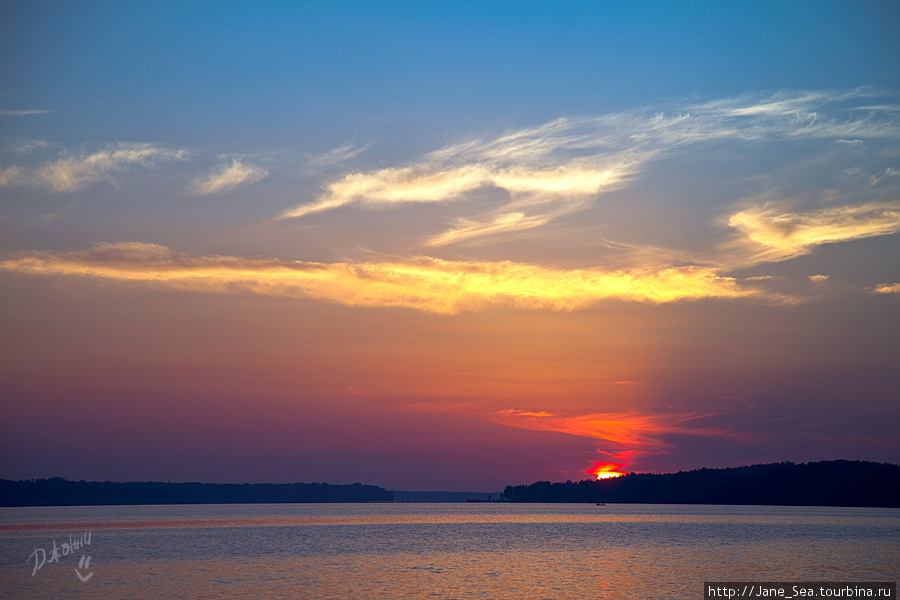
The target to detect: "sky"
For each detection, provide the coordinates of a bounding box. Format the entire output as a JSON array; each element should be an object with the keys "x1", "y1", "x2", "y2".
[{"x1": 1, "y1": 1, "x2": 899, "y2": 492}]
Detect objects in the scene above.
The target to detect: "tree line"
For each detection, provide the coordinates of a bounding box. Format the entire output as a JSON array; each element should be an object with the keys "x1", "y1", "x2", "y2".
[
  {"x1": 500, "y1": 460, "x2": 900, "y2": 507},
  {"x1": 0, "y1": 478, "x2": 394, "y2": 507}
]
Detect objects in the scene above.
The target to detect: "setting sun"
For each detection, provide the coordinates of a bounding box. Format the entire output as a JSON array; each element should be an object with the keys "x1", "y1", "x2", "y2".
[{"x1": 587, "y1": 461, "x2": 627, "y2": 480}]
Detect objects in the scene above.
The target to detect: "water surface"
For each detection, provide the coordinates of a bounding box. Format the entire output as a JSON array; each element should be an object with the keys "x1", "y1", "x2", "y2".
[{"x1": 1, "y1": 503, "x2": 896, "y2": 599}]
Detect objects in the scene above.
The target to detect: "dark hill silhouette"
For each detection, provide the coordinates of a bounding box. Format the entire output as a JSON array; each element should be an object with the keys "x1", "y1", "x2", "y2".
[
  {"x1": 500, "y1": 460, "x2": 900, "y2": 507},
  {"x1": 0, "y1": 478, "x2": 393, "y2": 507}
]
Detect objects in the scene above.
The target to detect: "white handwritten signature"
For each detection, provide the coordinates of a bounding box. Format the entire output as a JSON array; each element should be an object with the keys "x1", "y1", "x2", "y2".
[{"x1": 26, "y1": 530, "x2": 93, "y2": 582}]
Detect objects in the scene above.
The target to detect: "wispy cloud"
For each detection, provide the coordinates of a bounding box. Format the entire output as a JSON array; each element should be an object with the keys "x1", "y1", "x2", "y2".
[
  {"x1": 188, "y1": 158, "x2": 268, "y2": 195},
  {"x1": 277, "y1": 89, "x2": 900, "y2": 247},
  {"x1": 301, "y1": 143, "x2": 371, "y2": 175},
  {"x1": 0, "y1": 143, "x2": 187, "y2": 192},
  {"x1": 692, "y1": 89, "x2": 900, "y2": 140},
  {"x1": 13, "y1": 140, "x2": 53, "y2": 153},
  {"x1": 424, "y1": 210, "x2": 557, "y2": 247},
  {"x1": 726, "y1": 200, "x2": 900, "y2": 265},
  {"x1": 0, "y1": 109, "x2": 52, "y2": 116},
  {"x1": 281, "y1": 164, "x2": 496, "y2": 218},
  {"x1": 276, "y1": 119, "x2": 649, "y2": 245},
  {"x1": 0, "y1": 242, "x2": 773, "y2": 314},
  {"x1": 490, "y1": 409, "x2": 751, "y2": 472},
  {"x1": 0, "y1": 165, "x2": 27, "y2": 187}
]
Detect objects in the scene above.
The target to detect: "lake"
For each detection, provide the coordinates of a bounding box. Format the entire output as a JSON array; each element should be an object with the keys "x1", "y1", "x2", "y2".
[{"x1": 1, "y1": 503, "x2": 897, "y2": 599}]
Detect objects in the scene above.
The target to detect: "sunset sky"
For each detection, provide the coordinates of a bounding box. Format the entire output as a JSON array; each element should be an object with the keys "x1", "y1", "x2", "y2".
[{"x1": 1, "y1": 1, "x2": 898, "y2": 492}]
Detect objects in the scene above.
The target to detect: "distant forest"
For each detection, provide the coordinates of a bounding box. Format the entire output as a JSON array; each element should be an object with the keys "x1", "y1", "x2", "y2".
[
  {"x1": 501, "y1": 460, "x2": 900, "y2": 507},
  {"x1": 0, "y1": 479, "x2": 394, "y2": 507},
  {"x1": 2, "y1": 460, "x2": 897, "y2": 507}
]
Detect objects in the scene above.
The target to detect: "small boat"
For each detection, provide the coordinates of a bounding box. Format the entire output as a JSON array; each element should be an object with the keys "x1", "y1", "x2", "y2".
[{"x1": 596, "y1": 502, "x2": 606, "y2": 506}]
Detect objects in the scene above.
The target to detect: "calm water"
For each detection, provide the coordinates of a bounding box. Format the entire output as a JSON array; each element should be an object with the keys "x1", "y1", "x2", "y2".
[{"x1": 0, "y1": 503, "x2": 897, "y2": 599}]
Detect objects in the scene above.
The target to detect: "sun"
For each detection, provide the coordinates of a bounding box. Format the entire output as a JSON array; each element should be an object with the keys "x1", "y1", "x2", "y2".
[{"x1": 587, "y1": 460, "x2": 627, "y2": 480}]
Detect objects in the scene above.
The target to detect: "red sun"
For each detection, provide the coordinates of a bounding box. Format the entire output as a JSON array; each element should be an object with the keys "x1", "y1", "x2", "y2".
[{"x1": 586, "y1": 460, "x2": 626, "y2": 480}]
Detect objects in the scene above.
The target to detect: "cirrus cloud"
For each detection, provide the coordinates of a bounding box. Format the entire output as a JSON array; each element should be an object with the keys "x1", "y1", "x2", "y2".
[
  {"x1": 0, "y1": 109, "x2": 52, "y2": 116},
  {"x1": 0, "y1": 143, "x2": 187, "y2": 192},
  {"x1": 188, "y1": 158, "x2": 268, "y2": 196},
  {"x1": 277, "y1": 89, "x2": 900, "y2": 249}
]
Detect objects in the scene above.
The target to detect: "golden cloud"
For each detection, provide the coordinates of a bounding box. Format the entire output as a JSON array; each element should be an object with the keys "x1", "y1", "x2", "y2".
[
  {"x1": 727, "y1": 200, "x2": 900, "y2": 265},
  {"x1": 277, "y1": 161, "x2": 634, "y2": 221},
  {"x1": 0, "y1": 243, "x2": 767, "y2": 314},
  {"x1": 873, "y1": 282, "x2": 900, "y2": 295}
]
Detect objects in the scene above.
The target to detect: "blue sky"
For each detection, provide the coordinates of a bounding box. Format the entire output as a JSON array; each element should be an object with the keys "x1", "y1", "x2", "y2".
[
  {"x1": 4, "y1": 1, "x2": 899, "y2": 145},
  {"x1": 1, "y1": 2, "x2": 898, "y2": 490}
]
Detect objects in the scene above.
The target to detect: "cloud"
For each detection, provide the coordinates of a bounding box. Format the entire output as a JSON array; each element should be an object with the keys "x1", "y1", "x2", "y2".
[
  {"x1": 726, "y1": 200, "x2": 900, "y2": 265},
  {"x1": 0, "y1": 143, "x2": 187, "y2": 192},
  {"x1": 873, "y1": 282, "x2": 900, "y2": 296},
  {"x1": 424, "y1": 211, "x2": 555, "y2": 247},
  {"x1": 277, "y1": 89, "x2": 900, "y2": 247},
  {"x1": 276, "y1": 122, "x2": 647, "y2": 246},
  {"x1": 497, "y1": 410, "x2": 555, "y2": 418},
  {"x1": 696, "y1": 89, "x2": 849, "y2": 120},
  {"x1": 13, "y1": 140, "x2": 53, "y2": 154},
  {"x1": 0, "y1": 165, "x2": 27, "y2": 187},
  {"x1": 693, "y1": 89, "x2": 900, "y2": 140},
  {"x1": 275, "y1": 115, "x2": 650, "y2": 226},
  {"x1": 189, "y1": 158, "x2": 268, "y2": 195},
  {"x1": 490, "y1": 409, "x2": 751, "y2": 471},
  {"x1": 281, "y1": 164, "x2": 494, "y2": 218},
  {"x1": 0, "y1": 109, "x2": 52, "y2": 116},
  {"x1": 864, "y1": 167, "x2": 900, "y2": 189},
  {"x1": 301, "y1": 143, "x2": 371, "y2": 174},
  {"x1": 0, "y1": 243, "x2": 773, "y2": 314}
]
